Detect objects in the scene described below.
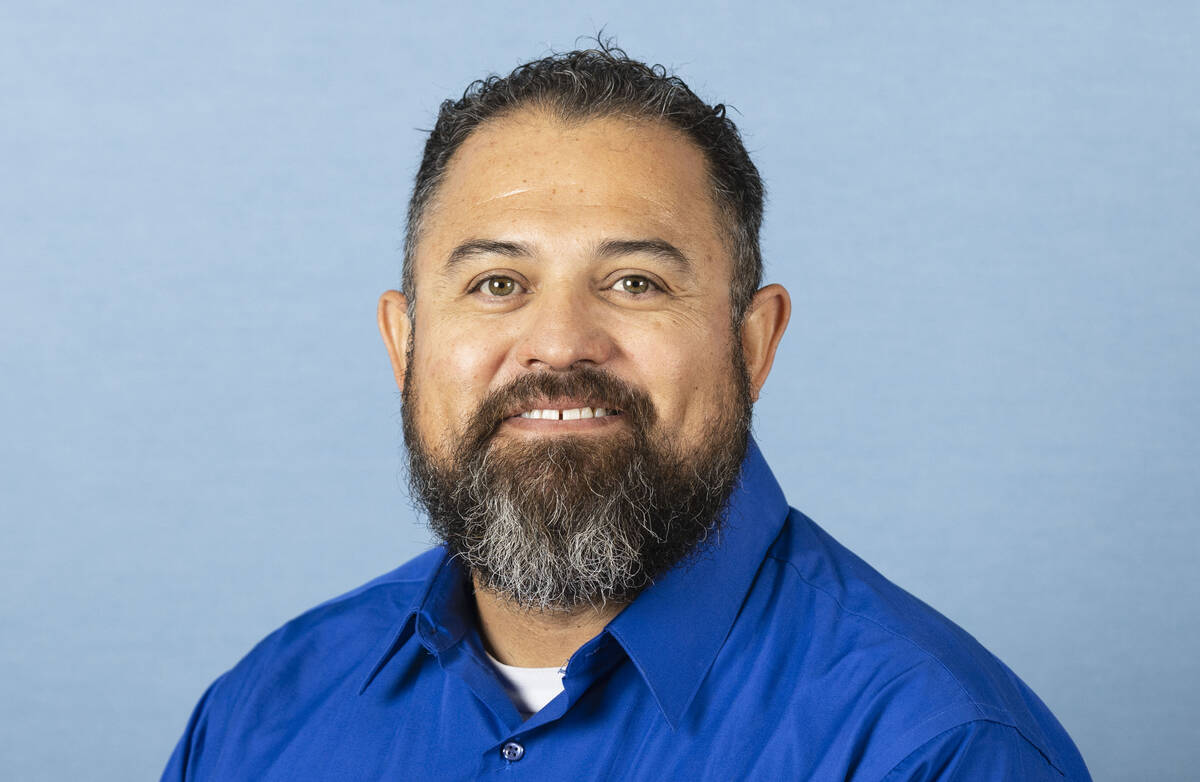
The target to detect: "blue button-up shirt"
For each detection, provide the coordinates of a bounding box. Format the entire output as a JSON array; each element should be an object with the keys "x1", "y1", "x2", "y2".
[{"x1": 163, "y1": 440, "x2": 1090, "y2": 780}]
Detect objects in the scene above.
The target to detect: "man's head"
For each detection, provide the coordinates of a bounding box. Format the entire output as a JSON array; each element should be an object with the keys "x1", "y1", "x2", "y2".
[{"x1": 378, "y1": 44, "x2": 790, "y2": 614}]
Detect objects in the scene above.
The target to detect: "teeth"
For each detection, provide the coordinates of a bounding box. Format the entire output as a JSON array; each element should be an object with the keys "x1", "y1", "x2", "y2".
[{"x1": 517, "y1": 407, "x2": 617, "y2": 420}]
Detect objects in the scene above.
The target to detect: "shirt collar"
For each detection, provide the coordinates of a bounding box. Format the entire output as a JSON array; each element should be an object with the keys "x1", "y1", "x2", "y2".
[
  {"x1": 360, "y1": 437, "x2": 789, "y2": 729},
  {"x1": 604, "y1": 437, "x2": 788, "y2": 728},
  {"x1": 357, "y1": 547, "x2": 471, "y2": 694}
]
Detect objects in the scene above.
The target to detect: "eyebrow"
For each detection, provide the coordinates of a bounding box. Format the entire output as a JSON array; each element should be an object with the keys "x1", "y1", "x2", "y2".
[
  {"x1": 443, "y1": 239, "x2": 532, "y2": 273},
  {"x1": 441, "y1": 237, "x2": 694, "y2": 277},
  {"x1": 594, "y1": 238, "x2": 694, "y2": 276}
]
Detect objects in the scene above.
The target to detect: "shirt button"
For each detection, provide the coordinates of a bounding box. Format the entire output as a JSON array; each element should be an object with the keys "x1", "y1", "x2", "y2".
[{"x1": 501, "y1": 741, "x2": 525, "y2": 762}]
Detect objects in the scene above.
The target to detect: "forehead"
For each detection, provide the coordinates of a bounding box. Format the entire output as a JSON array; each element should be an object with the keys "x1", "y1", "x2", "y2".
[{"x1": 414, "y1": 109, "x2": 727, "y2": 275}]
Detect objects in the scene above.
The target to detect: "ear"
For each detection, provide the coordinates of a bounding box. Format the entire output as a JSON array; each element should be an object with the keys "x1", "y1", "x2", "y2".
[
  {"x1": 377, "y1": 290, "x2": 412, "y2": 393},
  {"x1": 740, "y1": 284, "x2": 791, "y2": 402}
]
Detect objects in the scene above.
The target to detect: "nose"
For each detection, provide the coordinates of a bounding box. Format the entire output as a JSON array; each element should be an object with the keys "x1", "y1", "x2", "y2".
[{"x1": 513, "y1": 288, "x2": 615, "y2": 371}]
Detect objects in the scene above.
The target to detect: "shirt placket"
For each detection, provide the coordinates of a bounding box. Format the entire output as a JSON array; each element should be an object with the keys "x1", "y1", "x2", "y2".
[{"x1": 442, "y1": 627, "x2": 626, "y2": 777}]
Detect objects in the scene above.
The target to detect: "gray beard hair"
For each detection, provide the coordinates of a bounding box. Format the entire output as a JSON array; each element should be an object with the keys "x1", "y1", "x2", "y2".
[
  {"x1": 440, "y1": 447, "x2": 662, "y2": 613},
  {"x1": 407, "y1": 431, "x2": 747, "y2": 615},
  {"x1": 402, "y1": 343, "x2": 752, "y2": 615}
]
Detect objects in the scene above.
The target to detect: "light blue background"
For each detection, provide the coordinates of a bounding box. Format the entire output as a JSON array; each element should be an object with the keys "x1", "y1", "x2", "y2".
[{"x1": 3, "y1": 2, "x2": 1197, "y2": 780}]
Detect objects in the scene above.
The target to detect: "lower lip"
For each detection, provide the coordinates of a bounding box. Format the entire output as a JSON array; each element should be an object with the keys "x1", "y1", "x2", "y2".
[{"x1": 501, "y1": 413, "x2": 626, "y2": 432}]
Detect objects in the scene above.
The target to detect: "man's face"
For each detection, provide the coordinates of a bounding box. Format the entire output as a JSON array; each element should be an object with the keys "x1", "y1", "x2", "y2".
[{"x1": 390, "y1": 110, "x2": 759, "y2": 612}]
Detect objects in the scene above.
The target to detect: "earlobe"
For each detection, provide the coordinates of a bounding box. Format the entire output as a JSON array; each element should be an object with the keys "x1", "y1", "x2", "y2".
[
  {"x1": 740, "y1": 284, "x2": 791, "y2": 402},
  {"x1": 377, "y1": 290, "x2": 412, "y2": 392}
]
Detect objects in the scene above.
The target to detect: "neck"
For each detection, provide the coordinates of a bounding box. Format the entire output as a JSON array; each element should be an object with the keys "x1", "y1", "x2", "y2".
[{"x1": 471, "y1": 573, "x2": 628, "y2": 668}]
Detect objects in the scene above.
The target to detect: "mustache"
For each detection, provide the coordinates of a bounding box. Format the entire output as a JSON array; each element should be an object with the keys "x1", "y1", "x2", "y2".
[{"x1": 457, "y1": 367, "x2": 657, "y2": 455}]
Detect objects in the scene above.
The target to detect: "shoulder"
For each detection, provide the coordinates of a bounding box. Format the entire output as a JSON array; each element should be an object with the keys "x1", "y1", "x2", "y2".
[
  {"x1": 161, "y1": 547, "x2": 447, "y2": 779},
  {"x1": 880, "y1": 720, "x2": 1086, "y2": 781},
  {"x1": 224, "y1": 545, "x2": 443, "y2": 687},
  {"x1": 163, "y1": 547, "x2": 446, "y2": 779},
  {"x1": 167, "y1": 548, "x2": 444, "y2": 764},
  {"x1": 754, "y1": 509, "x2": 1089, "y2": 779}
]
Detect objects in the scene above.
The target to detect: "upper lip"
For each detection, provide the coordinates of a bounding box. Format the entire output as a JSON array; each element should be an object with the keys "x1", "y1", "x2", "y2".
[{"x1": 504, "y1": 397, "x2": 623, "y2": 418}]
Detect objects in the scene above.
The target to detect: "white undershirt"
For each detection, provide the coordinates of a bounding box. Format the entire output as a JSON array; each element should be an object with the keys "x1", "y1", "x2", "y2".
[{"x1": 483, "y1": 648, "x2": 567, "y2": 719}]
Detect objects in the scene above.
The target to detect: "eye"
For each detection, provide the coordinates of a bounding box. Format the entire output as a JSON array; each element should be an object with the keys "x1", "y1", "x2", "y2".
[
  {"x1": 611, "y1": 275, "x2": 658, "y2": 295},
  {"x1": 472, "y1": 275, "x2": 522, "y2": 297}
]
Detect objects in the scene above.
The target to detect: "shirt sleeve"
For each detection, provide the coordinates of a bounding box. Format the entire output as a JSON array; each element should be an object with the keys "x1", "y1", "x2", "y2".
[
  {"x1": 160, "y1": 673, "x2": 227, "y2": 782},
  {"x1": 881, "y1": 720, "x2": 1070, "y2": 781}
]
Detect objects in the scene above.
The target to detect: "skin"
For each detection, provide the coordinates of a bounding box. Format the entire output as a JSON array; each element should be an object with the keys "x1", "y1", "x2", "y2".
[{"x1": 378, "y1": 109, "x2": 791, "y2": 668}]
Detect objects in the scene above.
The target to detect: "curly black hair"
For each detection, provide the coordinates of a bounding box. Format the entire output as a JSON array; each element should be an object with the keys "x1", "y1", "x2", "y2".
[{"x1": 402, "y1": 41, "x2": 765, "y2": 326}]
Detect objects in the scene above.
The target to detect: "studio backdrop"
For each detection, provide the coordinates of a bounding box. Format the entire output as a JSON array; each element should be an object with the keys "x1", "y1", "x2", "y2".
[{"x1": 2, "y1": 2, "x2": 1196, "y2": 780}]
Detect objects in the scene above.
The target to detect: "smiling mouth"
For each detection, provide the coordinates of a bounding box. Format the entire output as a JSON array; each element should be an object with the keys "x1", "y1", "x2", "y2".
[{"x1": 513, "y1": 406, "x2": 622, "y2": 421}]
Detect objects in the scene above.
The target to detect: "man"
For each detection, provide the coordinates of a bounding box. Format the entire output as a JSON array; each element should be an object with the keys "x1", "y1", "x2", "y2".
[{"x1": 163, "y1": 45, "x2": 1090, "y2": 780}]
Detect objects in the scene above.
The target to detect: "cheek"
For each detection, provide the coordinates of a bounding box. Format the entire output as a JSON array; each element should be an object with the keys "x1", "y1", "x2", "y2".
[
  {"x1": 413, "y1": 327, "x2": 509, "y2": 436},
  {"x1": 625, "y1": 323, "x2": 733, "y2": 431}
]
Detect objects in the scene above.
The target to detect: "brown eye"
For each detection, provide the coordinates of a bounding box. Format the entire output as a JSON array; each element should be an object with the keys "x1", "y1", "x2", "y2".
[
  {"x1": 618, "y1": 276, "x2": 654, "y2": 295},
  {"x1": 485, "y1": 277, "x2": 517, "y2": 296}
]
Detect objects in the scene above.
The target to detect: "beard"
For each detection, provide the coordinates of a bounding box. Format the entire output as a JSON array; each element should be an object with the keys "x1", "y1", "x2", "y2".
[{"x1": 402, "y1": 339, "x2": 752, "y2": 615}]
